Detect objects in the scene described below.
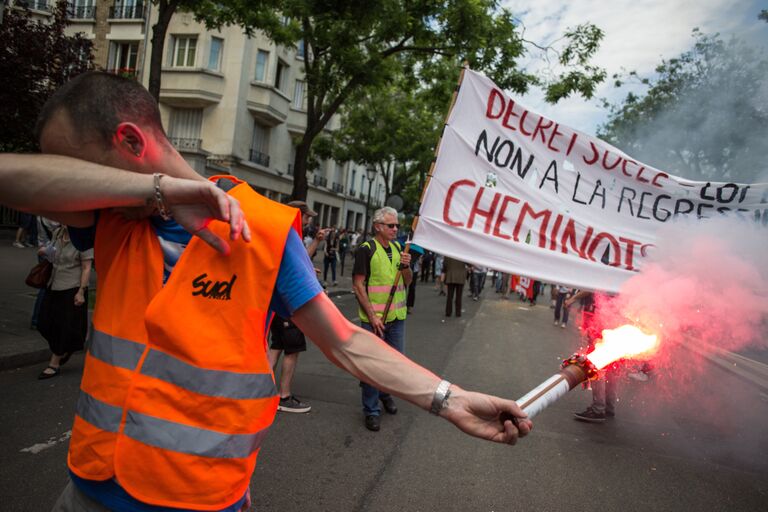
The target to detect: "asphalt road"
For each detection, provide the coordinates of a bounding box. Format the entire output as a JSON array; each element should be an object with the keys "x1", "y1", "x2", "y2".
[{"x1": 1, "y1": 281, "x2": 766, "y2": 511}]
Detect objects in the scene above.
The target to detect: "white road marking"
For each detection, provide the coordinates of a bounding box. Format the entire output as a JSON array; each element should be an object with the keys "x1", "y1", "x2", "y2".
[{"x1": 20, "y1": 430, "x2": 72, "y2": 454}]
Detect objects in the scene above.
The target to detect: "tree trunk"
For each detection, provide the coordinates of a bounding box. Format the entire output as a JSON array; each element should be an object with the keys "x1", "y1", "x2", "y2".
[
  {"x1": 290, "y1": 136, "x2": 311, "y2": 201},
  {"x1": 147, "y1": 0, "x2": 177, "y2": 102}
]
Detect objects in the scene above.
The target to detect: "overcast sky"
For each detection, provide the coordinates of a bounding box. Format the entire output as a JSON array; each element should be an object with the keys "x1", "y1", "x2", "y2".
[{"x1": 502, "y1": 0, "x2": 768, "y2": 136}]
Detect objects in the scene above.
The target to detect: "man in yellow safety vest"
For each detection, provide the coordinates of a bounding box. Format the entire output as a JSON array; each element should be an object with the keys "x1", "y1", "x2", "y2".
[{"x1": 352, "y1": 207, "x2": 411, "y2": 431}]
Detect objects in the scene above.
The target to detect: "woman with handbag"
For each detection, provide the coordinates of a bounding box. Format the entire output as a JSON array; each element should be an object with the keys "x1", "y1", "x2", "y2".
[{"x1": 37, "y1": 226, "x2": 93, "y2": 379}]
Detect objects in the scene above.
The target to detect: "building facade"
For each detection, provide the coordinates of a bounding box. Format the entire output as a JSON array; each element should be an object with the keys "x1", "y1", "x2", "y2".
[{"x1": 7, "y1": 0, "x2": 390, "y2": 231}]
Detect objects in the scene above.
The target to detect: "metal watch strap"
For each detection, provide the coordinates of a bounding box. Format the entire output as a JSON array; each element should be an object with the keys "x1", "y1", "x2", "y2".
[{"x1": 430, "y1": 379, "x2": 452, "y2": 415}]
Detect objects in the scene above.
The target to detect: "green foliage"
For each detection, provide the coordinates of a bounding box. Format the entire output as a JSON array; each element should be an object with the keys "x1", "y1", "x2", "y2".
[
  {"x1": 598, "y1": 30, "x2": 768, "y2": 181},
  {"x1": 280, "y1": 0, "x2": 605, "y2": 200},
  {"x1": 0, "y1": 1, "x2": 93, "y2": 152}
]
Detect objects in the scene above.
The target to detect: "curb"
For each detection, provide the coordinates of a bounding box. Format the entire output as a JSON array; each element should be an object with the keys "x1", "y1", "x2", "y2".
[
  {"x1": 698, "y1": 348, "x2": 768, "y2": 395},
  {"x1": 0, "y1": 347, "x2": 51, "y2": 371}
]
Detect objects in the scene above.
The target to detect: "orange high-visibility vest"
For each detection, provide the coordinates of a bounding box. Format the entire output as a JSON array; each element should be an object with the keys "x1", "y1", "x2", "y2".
[{"x1": 67, "y1": 177, "x2": 301, "y2": 510}]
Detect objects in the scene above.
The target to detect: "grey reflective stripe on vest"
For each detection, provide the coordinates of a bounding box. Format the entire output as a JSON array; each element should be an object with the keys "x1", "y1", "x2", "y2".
[
  {"x1": 141, "y1": 349, "x2": 277, "y2": 400},
  {"x1": 89, "y1": 330, "x2": 145, "y2": 371},
  {"x1": 124, "y1": 411, "x2": 269, "y2": 459},
  {"x1": 76, "y1": 391, "x2": 123, "y2": 433}
]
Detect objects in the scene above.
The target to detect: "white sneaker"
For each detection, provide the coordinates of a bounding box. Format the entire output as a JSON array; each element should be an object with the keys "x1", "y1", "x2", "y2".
[
  {"x1": 554, "y1": 320, "x2": 559, "y2": 326},
  {"x1": 561, "y1": 322, "x2": 567, "y2": 328}
]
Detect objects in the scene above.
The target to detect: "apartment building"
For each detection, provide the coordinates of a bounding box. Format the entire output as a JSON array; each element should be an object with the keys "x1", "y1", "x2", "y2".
[{"x1": 7, "y1": 0, "x2": 390, "y2": 231}]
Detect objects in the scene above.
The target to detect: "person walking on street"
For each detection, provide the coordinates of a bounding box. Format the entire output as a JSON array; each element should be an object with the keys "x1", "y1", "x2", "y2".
[
  {"x1": 567, "y1": 290, "x2": 618, "y2": 423},
  {"x1": 338, "y1": 229, "x2": 350, "y2": 275},
  {"x1": 322, "y1": 227, "x2": 338, "y2": 286},
  {"x1": 0, "y1": 71, "x2": 531, "y2": 512},
  {"x1": 553, "y1": 285, "x2": 573, "y2": 328},
  {"x1": 434, "y1": 254, "x2": 446, "y2": 295},
  {"x1": 407, "y1": 252, "x2": 421, "y2": 313},
  {"x1": 37, "y1": 225, "x2": 93, "y2": 379},
  {"x1": 352, "y1": 207, "x2": 411, "y2": 432},
  {"x1": 470, "y1": 265, "x2": 487, "y2": 301},
  {"x1": 267, "y1": 201, "x2": 321, "y2": 414},
  {"x1": 443, "y1": 257, "x2": 467, "y2": 317}
]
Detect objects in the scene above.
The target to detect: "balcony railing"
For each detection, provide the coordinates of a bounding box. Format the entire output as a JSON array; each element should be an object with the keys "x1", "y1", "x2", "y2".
[
  {"x1": 170, "y1": 137, "x2": 201, "y2": 151},
  {"x1": 359, "y1": 191, "x2": 366, "y2": 200},
  {"x1": 106, "y1": 67, "x2": 137, "y2": 79},
  {"x1": 109, "y1": 3, "x2": 145, "y2": 19},
  {"x1": 331, "y1": 182, "x2": 344, "y2": 193},
  {"x1": 287, "y1": 164, "x2": 293, "y2": 175},
  {"x1": 19, "y1": 0, "x2": 51, "y2": 11},
  {"x1": 249, "y1": 149, "x2": 270, "y2": 167},
  {"x1": 68, "y1": 4, "x2": 95, "y2": 18},
  {"x1": 348, "y1": 187, "x2": 356, "y2": 196},
  {"x1": 313, "y1": 175, "x2": 328, "y2": 187}
]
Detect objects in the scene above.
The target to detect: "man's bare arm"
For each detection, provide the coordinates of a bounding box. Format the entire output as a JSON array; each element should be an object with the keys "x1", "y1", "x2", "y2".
[
  {"x1": 292, "y1": 293, "x2": 533, "y2": 444},
  {"x1": 0, "y1": 153, "x2": 249, "y2": 253}
]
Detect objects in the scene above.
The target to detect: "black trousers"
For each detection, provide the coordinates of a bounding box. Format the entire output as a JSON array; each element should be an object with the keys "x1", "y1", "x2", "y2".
[{"x1": 445, "y1": 283, "x2": 463, "y2": 317}]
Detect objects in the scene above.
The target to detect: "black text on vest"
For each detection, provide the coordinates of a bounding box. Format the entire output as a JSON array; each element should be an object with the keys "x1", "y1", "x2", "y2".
[{"x1": 192, "y1": 273, "x2": 238, "y2": 300}]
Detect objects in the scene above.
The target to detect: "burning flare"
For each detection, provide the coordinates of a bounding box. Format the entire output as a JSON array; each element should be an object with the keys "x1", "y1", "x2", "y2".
[{"x1": 587, "y1": 324, "x2": 660, "y2": 370}]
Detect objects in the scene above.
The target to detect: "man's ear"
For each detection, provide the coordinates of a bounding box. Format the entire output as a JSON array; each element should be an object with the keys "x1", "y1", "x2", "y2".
[{"x1": 114, "y1": 122, "x2": 147, "y2": 158}]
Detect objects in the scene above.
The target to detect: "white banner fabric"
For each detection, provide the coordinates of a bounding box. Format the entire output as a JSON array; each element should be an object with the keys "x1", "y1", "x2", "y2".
[{"x1": 413, "y1": 70, "x2": 768, "y2": 293}]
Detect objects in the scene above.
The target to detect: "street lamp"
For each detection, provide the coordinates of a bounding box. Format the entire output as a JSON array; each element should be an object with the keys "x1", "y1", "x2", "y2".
[{"x1": 364, "y1": 166, "x2": 377, "y2": 234}]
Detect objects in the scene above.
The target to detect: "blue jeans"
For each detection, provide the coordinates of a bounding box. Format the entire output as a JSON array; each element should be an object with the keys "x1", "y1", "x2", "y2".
[{"x1": 360, "y1": 319, "x2": 405, "y2": 416}]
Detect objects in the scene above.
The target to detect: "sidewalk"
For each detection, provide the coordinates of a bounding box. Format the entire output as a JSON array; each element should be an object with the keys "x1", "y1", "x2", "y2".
[{"x1": 0, "y1": 240, "x2": 50, "y2": 370}]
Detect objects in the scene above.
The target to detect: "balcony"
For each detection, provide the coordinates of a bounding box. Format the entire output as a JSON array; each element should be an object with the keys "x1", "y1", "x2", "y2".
[
  {"x1": 159, "y1": 68, "x2": 224, "y2": 108},
  {"x1": 287, "y1": 164, "x2": 294, "y2": 176},
  {"x1": 247, "y1": 82, "x2": 289, "y2": 127},
  {"x1": 313, "y1": 175, "x2": 328, "y2": 187},
  {"x1": 331, "y1": 182, "x2": 344, "y2": 193},
  {"x1": 67, "y1": 4, "x2": 95, "y2": 19},
  {"x1": 348, "y1": 187, "x2": 356, "y2": 196},
  {"x1": 109, "y1": 3, "x2": 145, "y2": 19},
  {"x1": 18, "y1": 0, "x2": 51, "y2": 11},
  {"x1": 249, "y1": 149, "x2": 270, "y2": 167},
  {"x1": 169, "y1": 138, "x2": 202, "y2": 151},
  {"x1": 106, "y1": 67, "x2": 138, "y2": 79}
]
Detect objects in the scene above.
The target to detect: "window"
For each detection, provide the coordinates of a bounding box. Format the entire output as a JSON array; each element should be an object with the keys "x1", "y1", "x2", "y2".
[
  {"x1": 274, "y1": 60, "x2": 287, "y2": 90},
  {"x1": 207, "y1": 37, "x2": 223, "y2": 71},
  {"x1": 168, "y1": 108, "x2": 203, "y2": 150},
  {"x1": 351, "y1": 169, "x2": 357, "y2": 193},
  {"x1": 293, "y1": 80, "x2": 305, "y2": 109},
  {"x1": 170, "y1": 36, "x2": 197, "y2": 68},
  {"x1": 254, "y1": 50, "x2": 269, "y2": 81},
  {"x1": 296, "y1": 39, "x2": 305, "y2": 59},
  {"x1": 111, "y1": 0, "x2": 143, "y2": 19},
  {"x1": 69, "y1": 0, "x2": 95, "y2": 18},
  {"x1": 107, "y1": 42, "x2": 139, "y2": 77},
  {"x1": 250, "y1": 122, "x2": 271, "y2": 166}
]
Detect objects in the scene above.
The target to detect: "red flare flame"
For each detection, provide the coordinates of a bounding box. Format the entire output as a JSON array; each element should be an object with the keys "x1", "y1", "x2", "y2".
[{"x1": 587, "y1": 324, "x2": 660, "y2": 369}]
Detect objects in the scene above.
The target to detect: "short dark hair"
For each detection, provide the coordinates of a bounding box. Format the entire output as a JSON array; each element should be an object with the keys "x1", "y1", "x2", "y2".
[{"x1": 35, "y1": 71, "x2": 167, "y2": 148}]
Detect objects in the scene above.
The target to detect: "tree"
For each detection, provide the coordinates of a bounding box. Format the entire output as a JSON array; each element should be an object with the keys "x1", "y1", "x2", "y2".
[
  {"x1": 146, "y1": 0, "x2": 292, "y2": 100},
  {"x1": 280, "y1": 1, "x2": 605, "y2": 201},
  {"x1": 329, "y1": 79, "x2": 433, "y2": 200},
  {"x1": 0, "y1": 1, "x2": 93, "y2": 152},
  {"x1": 598, "y1": 30, "x2": 768, "y2": 182}
]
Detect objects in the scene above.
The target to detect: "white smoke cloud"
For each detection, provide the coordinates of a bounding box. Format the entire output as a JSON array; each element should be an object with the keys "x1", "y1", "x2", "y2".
[{"x1": 599, "y1": 215, "x2": 768, "y2": 371}]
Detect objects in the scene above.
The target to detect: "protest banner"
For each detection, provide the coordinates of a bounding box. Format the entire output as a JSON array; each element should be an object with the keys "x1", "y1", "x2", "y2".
[{"x1": 413, "y1": 69, "x2": 768, "y2": 292}]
